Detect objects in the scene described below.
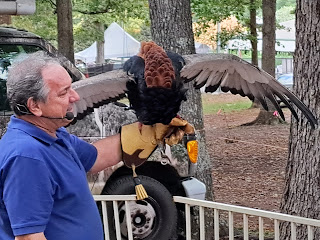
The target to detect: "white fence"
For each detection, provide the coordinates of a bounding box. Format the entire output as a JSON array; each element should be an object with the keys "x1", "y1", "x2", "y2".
[
  {"x1": 93, "y1": 195, "x2": 320, "y2": 240},
  {"x1": 94, "y1": 195, "x2": 137, "y2": 240}
]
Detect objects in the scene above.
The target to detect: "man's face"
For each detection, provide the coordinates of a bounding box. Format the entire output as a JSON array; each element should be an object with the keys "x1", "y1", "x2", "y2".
[{"x1": 39, "y1": 64, "x2": 80, "y2": 123}]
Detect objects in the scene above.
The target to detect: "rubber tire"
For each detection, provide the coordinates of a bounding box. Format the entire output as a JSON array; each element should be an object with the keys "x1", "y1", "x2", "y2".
[{"x1": 101, "y1": 175, "x2": 178, "y2": 240}]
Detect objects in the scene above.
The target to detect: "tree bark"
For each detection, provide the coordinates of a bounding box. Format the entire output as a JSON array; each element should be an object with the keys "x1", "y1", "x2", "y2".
[
  {"x1": 56, "y1": 0, "x2": 74, "y2": 63},
  {"x1": 148, "y1": 0, "x2": 214, "y2": 239},
  {"x1": 280, "y1": 1, "x2": 320, "y2": 239},
  {"x1": 149, "y1": 0, "x2": 195, "y2": 54},
  {"x1": 0, "y1": 15, "x2": 11, "y2": 25}
]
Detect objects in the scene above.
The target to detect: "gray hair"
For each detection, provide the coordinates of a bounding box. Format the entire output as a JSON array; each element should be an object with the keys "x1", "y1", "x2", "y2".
[{"x1": 7, "y1": 51, "x2": 62, "y2": 115}]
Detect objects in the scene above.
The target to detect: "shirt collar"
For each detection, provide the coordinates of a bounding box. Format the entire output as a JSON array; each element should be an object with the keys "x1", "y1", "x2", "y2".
[{"x1": 8, "y1": 115, "x2": 66, "y2": 145}]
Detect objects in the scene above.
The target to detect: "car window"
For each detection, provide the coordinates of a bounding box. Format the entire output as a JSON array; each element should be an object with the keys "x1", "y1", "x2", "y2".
[
  {"x1": 277, "y1": 74, "x2": 293, "y2": 85},
  {"x1": 0, "y1": 44, "x2": 42, "y2": 113}
]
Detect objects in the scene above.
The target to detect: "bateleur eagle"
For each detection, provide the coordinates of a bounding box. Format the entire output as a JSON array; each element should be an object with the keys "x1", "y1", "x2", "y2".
[{"x1": 71, "y1": 41, "x2": 317, "y2": 129}]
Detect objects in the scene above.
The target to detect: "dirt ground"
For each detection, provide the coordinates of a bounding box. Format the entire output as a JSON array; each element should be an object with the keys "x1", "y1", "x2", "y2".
[{"x1": 203, "y1": 93, "x2": 291, "y2": 230}]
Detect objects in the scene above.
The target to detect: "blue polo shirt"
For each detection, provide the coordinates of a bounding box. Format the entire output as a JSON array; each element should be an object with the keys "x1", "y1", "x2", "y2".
[{"x1": 0, "y1": 116, "x2": 103, "y2": 240}]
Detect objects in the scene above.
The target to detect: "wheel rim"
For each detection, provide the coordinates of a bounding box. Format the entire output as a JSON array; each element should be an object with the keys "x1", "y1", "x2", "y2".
[{"x1": 119, "y1": 198, "x2": 159, "y2": 239}]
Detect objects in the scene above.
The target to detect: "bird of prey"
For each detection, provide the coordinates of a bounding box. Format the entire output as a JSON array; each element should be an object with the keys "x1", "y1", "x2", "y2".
[{"x1": 71, "y1": 41, "x2": 317, "y2": 129}]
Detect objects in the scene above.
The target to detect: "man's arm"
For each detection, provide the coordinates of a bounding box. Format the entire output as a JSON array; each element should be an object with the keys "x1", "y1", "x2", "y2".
[
  {"x1": 90, "y1": 134, "x2": 122, "y2": 173},
  {"x1": 15, "y1": 232, "x2": 47, "y2": 240},
  {"x1": 89, "y1": 118, "x2": 195, "y2": 173}
]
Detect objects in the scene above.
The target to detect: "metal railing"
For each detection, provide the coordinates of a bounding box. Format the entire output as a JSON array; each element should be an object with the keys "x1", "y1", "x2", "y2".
[
  {"x1": 94, "y1": 194, "x2": 137, "y2": 240},
  {"x1": 93, "y1": 195, "x2": 320, "y2": 240}
]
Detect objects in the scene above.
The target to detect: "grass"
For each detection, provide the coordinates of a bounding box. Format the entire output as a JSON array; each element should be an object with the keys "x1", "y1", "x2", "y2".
[
  {"x1": 229, "y1": 49, "x2": 294, "y2": 59},
  {"x1": 202, "y1": 93, "x2": 252, "y2": 115}
]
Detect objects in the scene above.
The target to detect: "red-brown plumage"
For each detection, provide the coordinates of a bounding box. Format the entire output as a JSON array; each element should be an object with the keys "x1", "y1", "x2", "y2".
[{"x1": 138, "y1": 41, "x2": 175, "y2": 89}]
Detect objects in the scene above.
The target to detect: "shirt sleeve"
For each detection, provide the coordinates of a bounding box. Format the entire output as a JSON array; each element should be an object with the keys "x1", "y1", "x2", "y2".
[
  {"x1": 2, "y1": 156, "x2": 55, "y2": 236},
  {"x1": 68, "y1": 134, "x2": 98, "y2": 172}
]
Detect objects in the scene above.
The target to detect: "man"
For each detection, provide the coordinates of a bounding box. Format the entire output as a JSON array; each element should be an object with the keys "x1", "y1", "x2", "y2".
[{"x1": 0, "y1": 52, "x2": 192, "y2": 240}]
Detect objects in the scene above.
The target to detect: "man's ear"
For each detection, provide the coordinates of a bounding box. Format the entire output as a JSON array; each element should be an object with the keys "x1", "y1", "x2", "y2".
[{"x1": 27, "y1": 97, "x2": 42, "y2": 117}]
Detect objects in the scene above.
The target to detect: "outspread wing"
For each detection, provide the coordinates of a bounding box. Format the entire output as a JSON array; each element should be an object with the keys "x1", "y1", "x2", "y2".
[
  {"x1": 181, "y1": 53, "x2": 317, "y2": 128},
  {"x1": 71, "y1": 69, "x2": 130, "y2": 120}
]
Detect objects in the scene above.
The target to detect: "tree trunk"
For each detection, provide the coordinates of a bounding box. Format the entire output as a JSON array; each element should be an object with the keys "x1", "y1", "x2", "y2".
[
  {"x1": 148, "y1": 0, "x2": 214, "y2": 239},
  {"x1": 248, "y1": 0, "x2": 259, "y2": 110},
  {"x1": 96, "y1": 22, "x2": 105, "y2": 64},
  {"x1": 280, "y1": 1, "x2": 320, "y2": 239},
  {"x1": 149, "y1": 0, "x2": 195, "y2": 54},
  {"x1": 249, "y1": 0, "x2": 258, "y2": 67},
  {"x1": 253, "y1": 0, "x2": 278, "y2": 124},
  {"x1": 262, "y1": 0, "x2": 276, "y2": 77},
  {"x1": 56, "y1": 0, "x2": 74, "y2": 63}
]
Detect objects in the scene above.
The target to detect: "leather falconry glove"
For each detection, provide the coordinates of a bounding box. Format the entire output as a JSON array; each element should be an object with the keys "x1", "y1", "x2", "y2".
[
  {"x1": 120, "y1": 117, "x2": 195, "y2": 168},
  {"x1": 120, "y1": 117, "x2": 195, "y2": 200}
]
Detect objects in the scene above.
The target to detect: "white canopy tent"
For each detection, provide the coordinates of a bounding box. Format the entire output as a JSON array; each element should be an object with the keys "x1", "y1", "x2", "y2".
[
  {"x1": 195, "y1": 42, "x2": 212, "y2": 53},
  {"x1": 228, "y1": 20, "x2": 295, "y2": 53},
  {"x1": 75, "y1": 22, "x2": 141, "y2": 64},
  {"x1": 75, "y1": 22, "x2": 214, "y2": 64}
]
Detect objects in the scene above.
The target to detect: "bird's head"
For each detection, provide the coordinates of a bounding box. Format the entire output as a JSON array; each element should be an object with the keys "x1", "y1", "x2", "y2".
[{"x1": 138, "y1": 41, "x2": 175, "y2": 89}]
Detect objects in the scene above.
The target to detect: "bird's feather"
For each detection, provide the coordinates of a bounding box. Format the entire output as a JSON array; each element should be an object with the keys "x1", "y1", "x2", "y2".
[
  {"x1": 71, "y1": 70, "x2": 129, "y2": 120},
  {"x1": 181, "y1": 53, "x2": 317, "y2": 128}
]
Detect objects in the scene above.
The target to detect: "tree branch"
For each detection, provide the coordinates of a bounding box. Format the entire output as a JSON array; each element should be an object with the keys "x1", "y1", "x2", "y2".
[
  {"x1": 73, "y1": 8, "x2": 113, "y2": 15},
  {"x1": 48, "y1": 0, "x2": 56, "y2": 8}
]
